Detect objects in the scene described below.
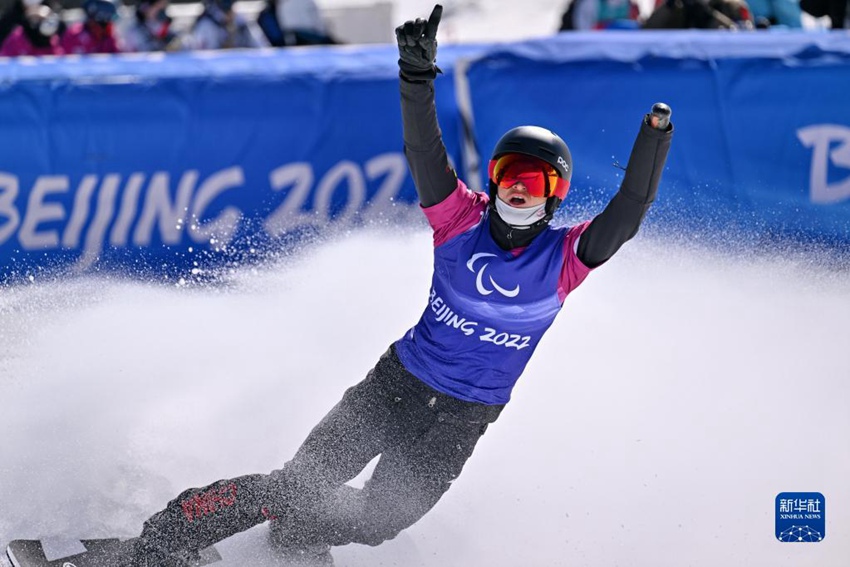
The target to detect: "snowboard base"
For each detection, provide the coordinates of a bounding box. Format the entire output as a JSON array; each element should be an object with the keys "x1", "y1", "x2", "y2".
[{"x1": 6, "y1": 538, "x2": 221, "y2": 567}]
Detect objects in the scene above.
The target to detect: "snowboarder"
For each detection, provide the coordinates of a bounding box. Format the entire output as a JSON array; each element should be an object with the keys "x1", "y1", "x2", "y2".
[{"x1": 122, "y1": 4, "x2": 674, "y2": 566}]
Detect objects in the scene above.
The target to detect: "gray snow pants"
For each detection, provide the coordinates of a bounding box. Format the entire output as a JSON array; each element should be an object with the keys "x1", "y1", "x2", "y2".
[{"x1": 139, "y1": 345, "x2": 504, "y2": 555}]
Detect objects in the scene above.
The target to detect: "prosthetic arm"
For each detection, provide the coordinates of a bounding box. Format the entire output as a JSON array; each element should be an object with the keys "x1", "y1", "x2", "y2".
[{"x1": 577, "y1": 104, "x2": 674, "y2": 268}]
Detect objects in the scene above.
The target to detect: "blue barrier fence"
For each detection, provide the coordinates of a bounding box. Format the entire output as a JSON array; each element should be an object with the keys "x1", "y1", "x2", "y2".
[
  {"x1": 464, "y1": 32, "x2": 850, "y2": 246},
  {"x1": 0, "y1": 32, "x2": 848, "y2": 279}
]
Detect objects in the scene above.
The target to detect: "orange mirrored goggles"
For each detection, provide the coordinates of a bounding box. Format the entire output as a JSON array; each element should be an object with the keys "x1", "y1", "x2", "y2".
[{"x1": 488, "y1": 153, "x2": 570, "y2": 200}]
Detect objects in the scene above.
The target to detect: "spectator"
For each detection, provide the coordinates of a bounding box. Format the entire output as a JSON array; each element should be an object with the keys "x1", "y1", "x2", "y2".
[
  {"x1": 0, "y1": 0, "x2": 27, "y2": 47},
  {"x1": 799, "y1": 0, "x2": 848, "y2": 27},
  {"x1": 642, "y1": 0, "x2": 755, "y2": 29},
  {"x1": 61, "y1": 0, "x2": 121, "y2": 54},
  {"x1": 120, "y1": 0, "x2": 181, "y2": 52},
  {"x1": 256, "y1": 0, "x2": 337, "y2": 47},
  {"x1": 0, "y1": 0, "x2": 63, "y2": 56},
  {"x1": 187, "y1": 0, "x2": 267, "y2": 50},
  {"x1": 560, "y1": 0, "x2": 642, "y2": 30},
  {"x1": 747, "y1": 0, "x2": 802, "y2": 26}
]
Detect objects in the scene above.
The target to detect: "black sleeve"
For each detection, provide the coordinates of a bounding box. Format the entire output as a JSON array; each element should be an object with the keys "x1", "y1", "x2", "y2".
[
  {"x1": 577, "y1": 118, "x2": 673, "y2": 268},
  {"x1": 399, "y1": 76, "x2": 458, "y2": 208}
]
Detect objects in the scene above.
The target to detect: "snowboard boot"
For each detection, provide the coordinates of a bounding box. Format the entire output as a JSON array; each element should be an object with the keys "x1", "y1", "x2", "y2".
[
  {"x1": 130, "y1": 474, "x2": 271, "y2": 565},
  {"x1": 121, "y1": 538, "x2": 208, "y2": 567}
]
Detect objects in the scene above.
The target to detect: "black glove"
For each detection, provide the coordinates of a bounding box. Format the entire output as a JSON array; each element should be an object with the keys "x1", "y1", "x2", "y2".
[{"x1": 395, "y1": 4, "x2": 442, "y2": 82}]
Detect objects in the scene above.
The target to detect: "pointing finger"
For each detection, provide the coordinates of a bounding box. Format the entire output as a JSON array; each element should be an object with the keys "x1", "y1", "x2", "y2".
[{"x1": 425, "y1": 4, "x2": 442, "y2": 40}]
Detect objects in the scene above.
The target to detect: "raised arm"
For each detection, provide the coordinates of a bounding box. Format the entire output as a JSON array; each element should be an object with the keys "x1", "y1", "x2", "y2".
[
  {"x1": 396, "y1": 4, "x2": 457, "y2": 208},
  {"x1": 577, "y1": 104, "x2": 673, "y2": 268}
]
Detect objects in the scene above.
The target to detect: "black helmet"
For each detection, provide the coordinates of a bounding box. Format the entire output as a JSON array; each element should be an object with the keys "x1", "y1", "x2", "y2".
[{"x1": 489, "y1": 126, "x2": 573, "y2": 219}]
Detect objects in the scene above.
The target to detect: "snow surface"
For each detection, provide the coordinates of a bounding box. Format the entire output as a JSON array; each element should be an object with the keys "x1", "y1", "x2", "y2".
[
  {"x1": 2, "y1": 1, "x2": 850, "y2": 565},
  {"x1": 2, "y1": 228, "x2": 849, "y2": 566}
]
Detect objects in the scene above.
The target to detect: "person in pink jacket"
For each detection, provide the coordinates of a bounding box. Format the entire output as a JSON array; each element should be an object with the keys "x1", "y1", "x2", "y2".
[
  {"x1": 61, "y1": 0, "x2": 121, "y2": 55},
  {"x1": 0, "y1": 1, "x2": 62, "y2": 57}
]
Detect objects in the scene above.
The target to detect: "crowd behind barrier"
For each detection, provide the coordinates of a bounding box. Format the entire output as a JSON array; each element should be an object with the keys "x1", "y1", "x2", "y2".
[
  {"x1": 0, "y1": 0, "x2": 847, "y2": 58},
  {"x1": 0, "y1": 0, "x2": 339, "y2": 56},
  {"x1": 0, "y1": 30, "x2": 848, "y2": 280}
]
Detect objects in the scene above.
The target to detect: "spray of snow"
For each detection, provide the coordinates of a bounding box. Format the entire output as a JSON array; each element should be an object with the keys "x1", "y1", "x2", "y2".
[{"x1": 1, "y1": 227, "x2": 848, "y2": 566}]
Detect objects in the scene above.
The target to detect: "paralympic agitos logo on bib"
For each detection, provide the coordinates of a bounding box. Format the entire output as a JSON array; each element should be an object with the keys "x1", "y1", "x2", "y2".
[{"x1": 466, "y1": 253, "x2": 520, "y2": 298}]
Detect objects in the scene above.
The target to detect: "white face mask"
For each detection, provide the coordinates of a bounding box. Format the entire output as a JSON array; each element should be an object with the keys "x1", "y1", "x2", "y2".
[{"x1": 494, "y1": 197, "x2": 547, "y2": 227}]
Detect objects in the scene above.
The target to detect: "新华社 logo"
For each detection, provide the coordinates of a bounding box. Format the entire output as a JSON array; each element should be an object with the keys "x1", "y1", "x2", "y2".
[
  {"x1": 797, "y1": 124, "x2": 850, "y2": 204},
  {"x1": 776, "y1": 492, "x2": 825, "y2": 542}
]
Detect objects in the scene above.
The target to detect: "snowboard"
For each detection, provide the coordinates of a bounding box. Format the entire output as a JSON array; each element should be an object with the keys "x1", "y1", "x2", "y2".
[{"x1": 5, "y1": 538, "x2": 221, "y2": 567}]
